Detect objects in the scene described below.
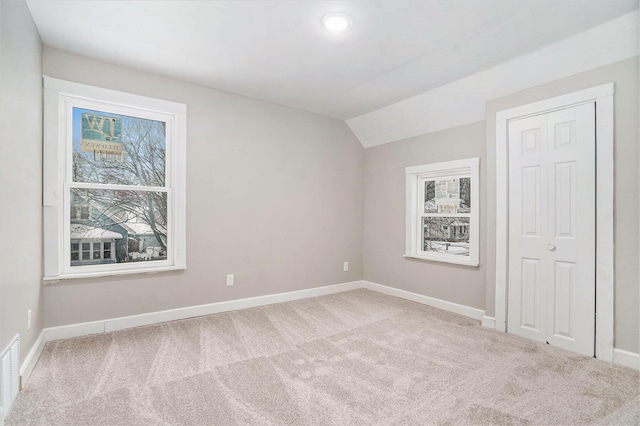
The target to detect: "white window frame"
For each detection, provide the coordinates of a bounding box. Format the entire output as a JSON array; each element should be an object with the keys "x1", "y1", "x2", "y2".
[
  {"x1": 405, "y1": 157, "x2": 480, "y2": 266},
  {"x1": 43, "y1": 77, "x2": 187, "y2": 281}
]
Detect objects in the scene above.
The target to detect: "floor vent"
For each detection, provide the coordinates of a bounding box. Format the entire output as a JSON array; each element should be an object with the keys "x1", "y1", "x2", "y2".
[{"x1": 1, "y1": 335, "x2": 20, "y2": 421}]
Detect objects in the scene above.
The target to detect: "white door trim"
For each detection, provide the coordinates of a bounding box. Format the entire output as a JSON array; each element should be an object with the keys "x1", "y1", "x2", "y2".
[{"x1": 495, "y1": 83, "x2": 614, "y2": 361}]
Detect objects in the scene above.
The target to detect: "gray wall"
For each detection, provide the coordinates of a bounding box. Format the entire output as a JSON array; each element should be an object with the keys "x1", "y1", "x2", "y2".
[
  {"x1": 363, "y1": 121, "x2": 487, "y2": 310},
  {"x1": 362, "y1": 57, "x2": 638, "y2": 353},
  {"x1": 41, "y1": 47, "x2": 364, "y2": 327},
  {"x1": 0, "y1": 2, "x2": 43, "y2": 361},
  {"x1": 485, "y1": 57, "x2": 639, "y2": 353}
]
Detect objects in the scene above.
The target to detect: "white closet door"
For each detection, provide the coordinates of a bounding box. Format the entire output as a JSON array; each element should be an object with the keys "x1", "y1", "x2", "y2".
[{"x1": 508, "y1": 103, "x2": 595, "y2": 357}]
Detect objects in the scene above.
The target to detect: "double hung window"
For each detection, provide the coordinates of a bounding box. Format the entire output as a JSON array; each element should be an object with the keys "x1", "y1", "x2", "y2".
[
  {"x1": 405, "y1": 158, "x2": 479, "y2": 266},
  {"x1": 44, "y1": 77, "x2": 186, "y2": 280}
]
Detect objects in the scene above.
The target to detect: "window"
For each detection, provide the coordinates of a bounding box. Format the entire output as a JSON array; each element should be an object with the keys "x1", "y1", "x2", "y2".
[
  {"x1": 93, "y1": 242, "x2": 101, "y2": 259},
  {"x1": 405, "y1": 158, "x2": 479, "y2": 266},
  {"x1": 44, "y1": 77, "x2": 186, "y2": 280},
  {"x1": 82, "y1": 242, "x2": 91, "y2": 260},
  {"x1": 68, "y1": 239, "x2": 116, "y2": 266},
  {"x1": 80, "y1": 205, "x2": 90, "y2": 220},
  {"x1": 71, "y1": 204, "x2": 90, "y2": 220},
  {"x1": 70, "y1": 243, "x2": 79, "y2": 261}
]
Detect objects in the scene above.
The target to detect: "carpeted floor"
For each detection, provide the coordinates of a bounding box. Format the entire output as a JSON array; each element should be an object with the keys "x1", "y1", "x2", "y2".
[{"x1": 6, "y1": 289, "x2": 640, "y2": 425}]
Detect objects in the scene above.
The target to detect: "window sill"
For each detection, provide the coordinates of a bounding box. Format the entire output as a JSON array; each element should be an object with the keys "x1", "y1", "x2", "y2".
[
  {"x1": 43, "y1": 265, "x2": 186, "y2": 285},
  {"x1": 404, "y1": 254, "x2": 479, "y2": 267}
]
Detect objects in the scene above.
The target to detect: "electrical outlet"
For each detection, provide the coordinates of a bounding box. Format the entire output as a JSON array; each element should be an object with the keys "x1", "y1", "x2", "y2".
[
  {"x1": 343, "y1": 261, "x2": 349, "y2": 272},
  {"x1": 27, "y1": 309, "x2": 32, "y2": 331},
  {"x1": 226, "y1": 274, "x2": 234, "y2": 286}
]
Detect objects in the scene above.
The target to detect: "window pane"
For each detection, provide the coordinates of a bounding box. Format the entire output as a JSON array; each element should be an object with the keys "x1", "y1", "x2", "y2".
[
  {"x1": 70, "y1": 188, "x2": 167, "y2": 266},
  {"x1": 70, "y1": 242, "x2": 79, "y2": 261},
  {"x1": 424, "y1": 181, "x2": 436, "y2": 213},
  {"x1": 422, "y1": 217, "x2": 470, "y2": 256},
  {"x1": 459, "y1": 177, "x2": 471, "y2": 213},
  {"x1": 81, "y1": 242, "x2": 91, "y2": 260},
  {"x1": 72, "y1": 108, "x2": 166, "y2": 187},
  {"x1": 93, "y1": 242, "x2": 101, "y2": 259},
  {"x1": 424, "y1": 177, "x2": 471, "y2": 214},
  {"x1": 80, "y1": 206, "x2": 90, "y2": 219}
]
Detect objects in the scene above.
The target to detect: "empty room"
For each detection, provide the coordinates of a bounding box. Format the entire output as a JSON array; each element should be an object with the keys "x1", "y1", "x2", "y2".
[{"x1": 0, "y1": 0, "x2": 639, "y2": 424}]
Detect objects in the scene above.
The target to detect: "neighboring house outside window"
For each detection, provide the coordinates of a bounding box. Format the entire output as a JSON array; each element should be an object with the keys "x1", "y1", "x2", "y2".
[
  {"x1": 69, "y1": 190, "x2": 127, "y2": 264},
  {"x1": 43, "y1": 77, "x2": 186, "y2": 280}
]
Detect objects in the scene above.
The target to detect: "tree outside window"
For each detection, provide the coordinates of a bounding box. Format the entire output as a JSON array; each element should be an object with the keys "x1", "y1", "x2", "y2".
[{"x1": 70, "y1": 108, "x2": 168, "y2": 265}]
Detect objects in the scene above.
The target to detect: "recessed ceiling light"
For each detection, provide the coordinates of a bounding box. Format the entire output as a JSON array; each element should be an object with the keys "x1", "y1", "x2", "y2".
[{"x1": 322, "y1": 12, "x2": 352, "y2": 32}]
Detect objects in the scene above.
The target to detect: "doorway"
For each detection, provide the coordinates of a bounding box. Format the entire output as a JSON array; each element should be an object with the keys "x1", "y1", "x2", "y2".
[{"x1": 494, "y1": 83, "x2": 614, "y2": 361}]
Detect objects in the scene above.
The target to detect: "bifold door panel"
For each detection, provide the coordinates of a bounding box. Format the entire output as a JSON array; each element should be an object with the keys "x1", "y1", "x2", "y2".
[{"x1": 507, "y1": 103, "x2": 595, "y2": 357}]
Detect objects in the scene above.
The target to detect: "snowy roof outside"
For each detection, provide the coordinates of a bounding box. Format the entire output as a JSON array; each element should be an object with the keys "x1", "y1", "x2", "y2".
[
  {"x1": 70, "y1": 223, "x2": 123, "y2": 240},
  {"x1": 121, "y1": 220, "x2": 165, "y2": 236},
  {"x1": 450, "y1": 220, "x2": 468, "y2": 226},
  {"x1": 96, "y1": 206, "x2": 164, "y2": 236}
]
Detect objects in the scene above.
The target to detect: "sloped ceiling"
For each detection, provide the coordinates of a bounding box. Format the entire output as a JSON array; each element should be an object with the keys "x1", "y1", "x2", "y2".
[{"x1": 27, "y1": 0, "x2": 639, "y2": 145}]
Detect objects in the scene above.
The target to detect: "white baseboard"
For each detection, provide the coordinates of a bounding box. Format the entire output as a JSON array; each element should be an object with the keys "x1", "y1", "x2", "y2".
[
  {"x1": 22, "y1": 278, "x2": 634, "y2": 394},
  {"x1": 613, "y1": 348, "x2": 640, "y2": 370},
  {"x1": 103, "y1": 280, "x2": 363, "y2": 332},
  {"x1": 362, "y1": 281, "x2": 485, "y2": 321},
  {"x1": 44, "y1": 321, "x2": 105, "y2": 342},
  {"x1": 19, "y1": 331, "x2": 46, "y2": 387},
  {"x1": 19, "y1": 280, "x2": 364, "y2": 384},
  {"x1": 482, "y1": 316, "x2": 496, "y2": 329}
]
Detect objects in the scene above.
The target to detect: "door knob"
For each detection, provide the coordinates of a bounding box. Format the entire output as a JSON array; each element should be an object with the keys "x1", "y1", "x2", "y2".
[{"x1": 547, "y1": 244, "x2": 556, "y2": 251}]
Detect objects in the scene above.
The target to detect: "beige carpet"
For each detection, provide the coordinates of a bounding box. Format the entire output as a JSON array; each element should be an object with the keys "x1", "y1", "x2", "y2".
[{"x1": 6, "y1": 289, "x2": 639, "y2": 425}]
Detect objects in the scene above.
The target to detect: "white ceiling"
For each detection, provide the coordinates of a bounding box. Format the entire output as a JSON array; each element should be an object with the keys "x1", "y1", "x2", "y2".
[{"x1": 27, "y1": 0, "x2": 638, "y2": 120}]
